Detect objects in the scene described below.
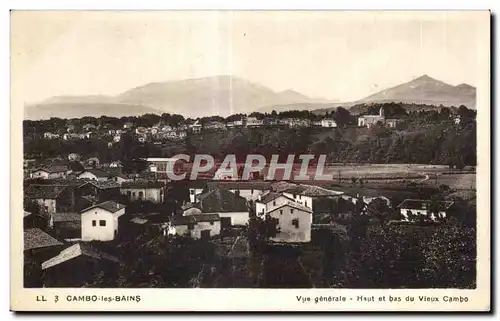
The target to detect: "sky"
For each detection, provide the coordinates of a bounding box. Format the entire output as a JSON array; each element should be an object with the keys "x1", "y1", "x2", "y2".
[{"x1": 12, "y1": 11, "x2": 488, "y2": 104}]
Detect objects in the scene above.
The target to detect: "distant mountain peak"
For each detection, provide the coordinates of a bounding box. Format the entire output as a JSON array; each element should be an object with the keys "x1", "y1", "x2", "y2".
[{"x1": 414, "y1": 74, "x2": 434, "y2": 81}]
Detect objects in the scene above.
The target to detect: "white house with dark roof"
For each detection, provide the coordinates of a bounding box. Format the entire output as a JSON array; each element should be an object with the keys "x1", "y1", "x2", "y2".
[
  {"x1": 397, "y1": 199, "x2": 455, "y2": 222},
  {"x1": 183, "y1": 189, "x2": 249, "y2": 227},
  {"x1": 169, "y1": 214, "x2": 221, "y2": 239},
  {"x1": 120, "y1": 180, "x2": 165, "y2": 203},
  {"x1": 77, "y1": 169, "x2": 112, "y2": 181},
  {"x1": 267, "y1": 201, "x2": 313, "y2": 243},
  {"x1": 282, "y1": 184, "x2": 343, "y2": 213},
  {"x1": 255, "y1": 192, "x2": 296, "y2": 218},
  {"x1": 30, "y1": 166, "x2": 69, "y2": 179},
  {"x1": 80, "y1": 201, "x2": 126, "y2": 241}
]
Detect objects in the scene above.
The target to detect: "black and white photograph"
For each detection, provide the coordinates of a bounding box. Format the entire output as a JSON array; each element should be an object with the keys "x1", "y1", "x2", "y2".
[{"x1": 10, "y1": 10, "x2": 490, "y2": 311}]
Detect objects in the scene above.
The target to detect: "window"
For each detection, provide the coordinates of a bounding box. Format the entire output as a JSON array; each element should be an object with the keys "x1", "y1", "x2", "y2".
[
  {"x1": 251, "y1": 189, "x2": 254, "y2": 194},
  {"x1": 190, "y1": 190, "x2": 195, "y2": 195},
  {"x1": 291, "y1": 209, "x2": 294, "y2": 214},
  {"x1": 139, "y1": 191, "x2": 144, "y2": 199},
  {"x1": 279, "y1": 210, "x2": 283, "y2": 215},
  {"x1": 92, "y1": 220, "x2": 96, "y2": 226},
  {"x1": 187, "y1": 223, "x2": 195, "y2": 230},
  {"x1": 99, "y1": 220, "x2": 106, "y2": 226},
  {"x1": 293, "y1": 194, "x2": 297, "y2": 199},
  {"x1": 273, "y1": 201, "x2": 276, "y2": 206},
  {"x1": 305, "y1": 201, "x2": 308, "y2": 207},
  {"x1": 210, "y1": 221, "x2": 214, "y2": 225},
  {"x1": 127, "y1": 191, "x2": 131, "y2": 199},
  {"x1": 292, "y1": 219, "x2": 299, "y2": 228},
  {"x1": 132, "y1": 192, "x2": 136, "y2": 197},
  {"x1": 299, "y1": 195, "x2": 302, "y2": 200}
]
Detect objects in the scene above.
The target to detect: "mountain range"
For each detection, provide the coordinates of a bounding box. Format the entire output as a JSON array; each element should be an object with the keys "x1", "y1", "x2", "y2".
[{"x1": 24, "y1": 74, "x2": 476, "y2": 120}]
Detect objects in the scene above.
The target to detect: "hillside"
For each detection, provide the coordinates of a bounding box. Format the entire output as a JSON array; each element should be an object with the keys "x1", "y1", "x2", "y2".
[
  {"x1": 24, "y1": 103, "x2": 162, "y2": 120},
  {"x1": 358, "y1": 75, "x2": 476, "y2": 108},
  {"x1": 117, "y1": 75, "x2": 328, "y2": 118},
  {"x1": 25, "y1": 76, "x2": 330, "y2": 120}
]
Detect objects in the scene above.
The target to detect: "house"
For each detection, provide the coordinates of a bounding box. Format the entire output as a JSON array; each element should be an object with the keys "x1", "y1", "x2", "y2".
[
  {"x1": 30, "y1": 166, "x2": 69, "y2": 179},
  {"x1": 187, "y1": 181, "x2": 207, "y2": 203},
  {"x1": 120, "y1": 180, "x2": 165, "y2": 203},
  {"x1": 397, "y1": 199, "x2": 454, "y2": 222},
  {"x1": 41, "y1": 243, "x2": 120, "y2": 287},
  {"x1": 63, "y1": 133, "x2": 79, "y2": 140},
  {"x1": 203, "y1": 121, "x2": 226, "y2": 131},
  {"x1": 341, "y1": 193, "x2": 391, "y2": 208},
  {"x1": 85, "y1": 157, "x2": 100, "y2": 168},
  {"x1": 169, "y1": 214, "x2": 221, "y2": 239},
  {"x1": 207, "y1": 181, "x2": 271, "y2": 202},
  {"x1": 77, "y1": 180, "x2": 121, "y2": 203},
  {"x1": 358, "y1": 107, "x2": 385, "y2": 128},
  {"x1": 123, "y1": 122, "x2": 134, "y2": 129},
  {"x1": 25, "y1": 184, "x2": 75, "y2": 215},
  {"x1": 255, "y1": 192, "x2": 296, "y2": 218},
  {"x1": 43, "y1": 132, "x2": 59, "y2": 139},
  {"x1": 51, "y1": 212, "x2": 82, "y2": 240},
  {"x1": 113, "y1": 134, "x2": 121, "y2": 142},
  {"x1": 183, "y1": 189, "x2": 249, "y2": 228},
  {"x1": 24, "y1": 228, "x2": 63, "y2": 252},
  {"x1": 189, "y1": 120, "x2": 202, "y2": 133},
  {"x1": 245, "y1": 117, "x2": 263, "y2": 127},
  {"x1": 284, "y1": 118, "x2": 311, "y2": 128},
  {"x1": 267, "y1": 200, "x2": 313, "y2": 243},
  {"x1": 83, "y1": 124, "x2": 97, "y2": 131},
  {"x1": 454, "y1": 115, "x2": 462, "y2": 125},
  {"x1": 24, "y1": 211, "x2": 48, "y2": 229},
  {"x1": 282, "y1": 184, "x2": 344, "y2": 213},
  {"x1": 77, "y1": 169, "x2": 112, "y2": 181},
  {"x1": 80, "y1": 200, "x2": 126, "y2": 241},
  {"x1": 109, "y1": 161, "x2": 122, "y2": 168},
  {"x1": 386, "y1": 119, "x2": 402, "y2": 128},
  {"x1": 110, "y1": 173, "x2": 135, "y2": 186},
  {"x1": 321, "y1": 118, "x2": 337, "y2": 128},
  {"x1": 263, "y1": 117, "x2": 279, "y2": 126},
  {"x1": 24, "y1": 228, "x2": 64, "y2": 264}
]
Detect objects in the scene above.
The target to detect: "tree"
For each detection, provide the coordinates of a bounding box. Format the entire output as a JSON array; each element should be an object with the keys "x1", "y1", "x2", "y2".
[
  {"x1": 366, "y1": 198, "x2": 391, "y2": 225},
  {"x1": 333, "y1": 107, "x2": 351, "y2": 127}
]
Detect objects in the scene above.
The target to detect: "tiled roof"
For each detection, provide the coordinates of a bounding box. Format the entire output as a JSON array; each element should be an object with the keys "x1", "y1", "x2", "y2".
[
  {"x1": 267, "y1": 200, "x2": 313, "y2": 214},
  {"x1": 257, "y1": 192, "x2": 294, "y2": 204},
  {"x1": 24, "y1": 228, "x2": 63, "y2": 251},
  {"x1": 171, "y1": 214, "x2": 220, "y2": 225},
  {"x1": 78, "y1": 169, "x2": 112, "y2": 178},
  {"x1": 80, "y1": 180, "x2": 120, "y2": 189},
  {"x1": 121, "y1": 180, "x2": 165, "y2": 189},
  {"x1": 270, "y1": 181, "x2": 299, "y2": 192},
  {"x1": 397, "y1": 199, "x2": 454, "y2": 210},
  {"x1": 25, "y1": 184, "x2": 67, "y2": 199},
  {"x1": 32, "y1": 165, "x2": 68, "y2": 174},
  {"x1": 284, "y1": 184, "x2": 344, "y2": 197},
  {"x1": 81, "y1": 200, "x2": 126, "y2": 214},
  {"x1": 52, "y1": 212, "x2": 81, "y2": 222},
  {"x1": 196, "y1": 189, "x2": 248, "y2": 213},
  {"x1": 41, "y1": 243, "x2": 120, "y2": 270},
  {"x1": 207, "y1": 181, "x2": 271, "y2": 191}
]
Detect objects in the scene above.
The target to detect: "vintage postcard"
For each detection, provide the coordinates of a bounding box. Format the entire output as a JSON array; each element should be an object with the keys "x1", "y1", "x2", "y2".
[{"x1": 10, "y1": 11, "x2": 490, "y2": 311}]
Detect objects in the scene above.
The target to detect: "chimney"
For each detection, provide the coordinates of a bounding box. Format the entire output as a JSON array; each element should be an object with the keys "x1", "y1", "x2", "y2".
[{"x1": 257, "y1": 194, "x2": 262, "y2": 201}]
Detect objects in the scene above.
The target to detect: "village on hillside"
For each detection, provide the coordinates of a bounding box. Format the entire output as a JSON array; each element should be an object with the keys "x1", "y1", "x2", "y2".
[{"x1": 22, "y1": 103, "x2": 477, "y2": 289}]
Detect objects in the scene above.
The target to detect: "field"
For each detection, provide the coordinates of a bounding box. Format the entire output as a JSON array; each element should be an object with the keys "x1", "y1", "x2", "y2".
[{"x1": 261, "y1": 163, "x2": 476, "y2": 191}]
